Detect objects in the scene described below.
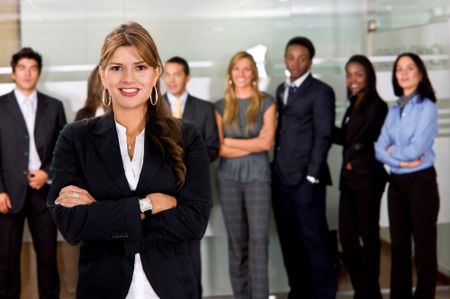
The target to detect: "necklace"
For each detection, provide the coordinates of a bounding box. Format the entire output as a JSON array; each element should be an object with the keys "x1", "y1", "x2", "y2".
[{"x1": 127, "y1": 142, "x2": 135, "y2": 150}]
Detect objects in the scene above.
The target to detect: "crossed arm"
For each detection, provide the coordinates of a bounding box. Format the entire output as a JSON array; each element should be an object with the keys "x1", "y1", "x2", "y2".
[{"x1": 215, "y1": 103, "x2": 276, "y2": 158}]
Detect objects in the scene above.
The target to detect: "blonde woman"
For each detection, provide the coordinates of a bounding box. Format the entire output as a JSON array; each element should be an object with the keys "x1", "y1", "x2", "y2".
[{"x1": 215, "y1": 51, "x2": 276, "y2": 299}]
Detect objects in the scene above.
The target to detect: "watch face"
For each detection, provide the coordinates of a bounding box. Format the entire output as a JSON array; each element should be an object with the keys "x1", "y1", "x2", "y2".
[{"x1": 140, "y1": 198, "x2": 152, "y2": 212}]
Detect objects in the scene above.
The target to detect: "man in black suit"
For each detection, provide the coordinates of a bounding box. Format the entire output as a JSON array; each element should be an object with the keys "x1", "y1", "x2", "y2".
[
  {"x1": 163, "y1": 56, "x2": 219, "y2": 297},
  {"x1": 0, "y1": 47, "x2": 66, "y2": 299},
  {"x1": 272, "y1": 37, "x2": 336, "y2": 299}
]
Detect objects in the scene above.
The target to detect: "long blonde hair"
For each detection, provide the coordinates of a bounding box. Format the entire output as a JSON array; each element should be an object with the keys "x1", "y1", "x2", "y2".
[
  {"x1": 99, "y1": 22, "x2": 186, "y2": 189},
  {"x1": 223, "y1": 51, "x2": 264, "y2": 133}
]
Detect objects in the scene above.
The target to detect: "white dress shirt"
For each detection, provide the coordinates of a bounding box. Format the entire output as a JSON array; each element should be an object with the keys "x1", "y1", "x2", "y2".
[
  {"x1": 166, "y1": 91, "x2": 188, "y2": 115},
  {"x1": 115, "y1": 121, "x2": 159, "y2": 299},
  {"x1": 283, "y1": 71, "x2": 310, "y2": 105},
  {"x1": 14, "y1": 89, "x2": 41, "y2": 171}
]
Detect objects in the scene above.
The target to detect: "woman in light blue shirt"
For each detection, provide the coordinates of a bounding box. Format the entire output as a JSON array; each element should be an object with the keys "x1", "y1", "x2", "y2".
[{"x1": 375, "y1": 52, "x2": 439, "y2": 299}]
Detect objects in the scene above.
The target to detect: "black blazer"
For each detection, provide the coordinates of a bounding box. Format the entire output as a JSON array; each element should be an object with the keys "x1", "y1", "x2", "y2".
[
  {"x1": 333, "y1": 96, "x2": 388, "y2": 191},
  {"x1": 0, "y1": 90, "x2": 66, "y2": 213},
  {"x1": 273, "y1": 74, "x2": 335, "y2": 186},
  {"x1": 47, "y1": 113, "x2": 211, "y2": 299},
  {"x1": 164, "y1": 94, "x2": 219, "y2": 161}
]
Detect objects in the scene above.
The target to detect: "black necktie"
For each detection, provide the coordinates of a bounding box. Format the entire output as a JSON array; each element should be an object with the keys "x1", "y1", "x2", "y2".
[
  {"x1": 286, "y1": 85, "x2": 296, "y2": 105},
  {"x1": 288, "y1": 85, "x2": 296, "y2": 97}
]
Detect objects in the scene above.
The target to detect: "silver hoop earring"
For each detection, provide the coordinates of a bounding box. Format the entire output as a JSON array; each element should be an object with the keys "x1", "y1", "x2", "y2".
[
  {"x1": 149, "y1": 86, "x2": 158, "y2": 106},
  {"x1": 102, "y1": 89, "x2": 111, "y2": 107}
]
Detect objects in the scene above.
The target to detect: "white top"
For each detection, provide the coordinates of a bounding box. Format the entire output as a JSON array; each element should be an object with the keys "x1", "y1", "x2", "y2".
[
  {"x1": 115, "y1": 121, "x2": 159, "y2": 299},
  {"x1": 14, "y1": 89, "x2": 41, "y2": 171}
]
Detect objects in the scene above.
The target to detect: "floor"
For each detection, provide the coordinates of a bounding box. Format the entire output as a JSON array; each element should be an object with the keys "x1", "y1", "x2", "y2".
[{"x1": 19, "y1": 242, "x2": 450, "y2": 299}]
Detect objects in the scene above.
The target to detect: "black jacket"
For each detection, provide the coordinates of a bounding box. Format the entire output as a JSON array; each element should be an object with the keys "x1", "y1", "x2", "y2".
[
  {"x1": 333, "y1": 95, "x2": 388, "y2": 191},
  {"x1": 47, "y1": 113, "x2": 212, "y2": 298},
  {"x1": 0, "y1": 90, "x2": 66, "y2": 213},
  {"x1": 273, "y1": 74, "x2": 335, "y2": 186}
]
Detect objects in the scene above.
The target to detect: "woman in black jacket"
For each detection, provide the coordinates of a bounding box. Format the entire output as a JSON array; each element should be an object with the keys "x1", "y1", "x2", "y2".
[{"x1": 333, "y1": 55, "x2": 388, "y2": 299}]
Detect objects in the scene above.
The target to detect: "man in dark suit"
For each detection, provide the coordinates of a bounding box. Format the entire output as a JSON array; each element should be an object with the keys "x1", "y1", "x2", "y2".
[
  {"x1": 163, "y1": 56, "x2": 219, "y2": 298},
  {"x1": 272, "y1": 37, "x2": 336, "y2": 299},
  {"x1": 0, "y1": 47, "x2": 66, "y2": 299}
]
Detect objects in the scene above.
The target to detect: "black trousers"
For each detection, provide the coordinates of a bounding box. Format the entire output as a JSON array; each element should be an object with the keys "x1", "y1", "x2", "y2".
[
  {"x1": 388, "y1": 167, "x2": 439, "y2": 299},
  {"x1": 339, "y1": 177, "x2": 385, "y2": 299},
  {"x1": 272, "y1": 178, "x2": 336, "y2": 299},
  {"x1": 0, "y1": 185, "x2": 60, "y2": 299}
]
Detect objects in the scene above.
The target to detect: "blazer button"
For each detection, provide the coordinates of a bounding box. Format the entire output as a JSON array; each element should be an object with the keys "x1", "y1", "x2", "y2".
[
  {"x1": 24, "y1": 152, "x2": 28, "y2": 156},
  {"x1": 24, "y1": 135, "x2": 29, "y2": 139},
  {"x1": 23, "y1": 170, "x2": 28, "y2": 175}
]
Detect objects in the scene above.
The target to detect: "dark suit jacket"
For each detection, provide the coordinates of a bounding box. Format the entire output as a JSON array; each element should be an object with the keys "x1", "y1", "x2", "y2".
[
  {"x1": 333, "y1": 96, "x2": 388, "y2": 191},
  {"x1": 47, "y1": 113, "x2": 212, "y2": 299},
  {"x1": 164, "y1": 94, "x2": 219, "y2": 162},
  {"x1": 273, "y1": 74, "x2": 335, "y2": 186},
  {"x1": 0, "y1": 90, "x2": 66, "y2": 213}
]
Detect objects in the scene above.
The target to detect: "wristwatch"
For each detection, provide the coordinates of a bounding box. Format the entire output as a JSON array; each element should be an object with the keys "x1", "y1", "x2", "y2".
[
  {"x1": 306, "y1": 175, "x2": 320, "y2": 184},
  {"x1": 139, "y1": 196, "x2": 153, "y2": 216}
]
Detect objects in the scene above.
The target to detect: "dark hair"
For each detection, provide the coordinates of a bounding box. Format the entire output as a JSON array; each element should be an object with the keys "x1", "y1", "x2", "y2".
[
  {"x1": 345, "y1": 54, "x2": 381, "y2": 105},
  {"x1": 100, "y1": 22, "x2": 186, "y2": 189},
  {"x1": 166, "y1": 56, "x2": 190, "y2": 76},
  {"x1": 392, "y1": 52, "x2": 436, "y2": 102},
  {"x1": 285, "y1": 36, "x2": 315, "y2": 59},
  {"x1": 11, "y1": 47, "x2": 43, "y2": 74}
]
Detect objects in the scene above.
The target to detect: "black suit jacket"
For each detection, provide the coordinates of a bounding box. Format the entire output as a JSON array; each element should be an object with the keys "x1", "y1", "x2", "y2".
[
  {"x1": 333, "y1": 96, "x2": 388, "y2": 191},
  {"x1": 164, "y1": 94, "x2": 219, "y2": 162},
  {"x1": 0, "y1": 90, "x2": 66, "y2": 213},
  {"x1": 47, "y1": 113, "x2": 212, "y2": 299},
  {"x1": 273, "y1": 74, "x2": 335, "y2": 186}
]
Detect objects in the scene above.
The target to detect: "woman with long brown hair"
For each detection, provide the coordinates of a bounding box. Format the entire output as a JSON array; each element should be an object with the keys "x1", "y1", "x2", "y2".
[
  {"x1": 215, "y1": 51, "x2": 276, "y2": 299},
  {"x1": 47, "y1": 22, "x2": 211, "y2": 298}
]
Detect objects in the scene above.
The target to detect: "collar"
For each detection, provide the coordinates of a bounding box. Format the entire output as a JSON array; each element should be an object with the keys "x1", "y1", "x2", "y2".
[
  {"x1": 284, "y1": 71, "x2": 310, "y2": 89},
  {"x1": 14, "y1": 88, "x2": 38, "y2": 106},
  {"x1": 395, "y1": 92, "x2": 420, "y2": 109},
  {"x1": 166, "y1": 91, "x2": 188, "y2": 105},
  {"x1": 114, "y1": 119, "x2": 146, "y2": 140}
]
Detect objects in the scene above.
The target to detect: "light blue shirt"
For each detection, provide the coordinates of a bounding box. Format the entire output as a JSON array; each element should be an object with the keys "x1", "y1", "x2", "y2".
[{"x1": 375, "y1": 94, "x2": 438, "y2": 174}]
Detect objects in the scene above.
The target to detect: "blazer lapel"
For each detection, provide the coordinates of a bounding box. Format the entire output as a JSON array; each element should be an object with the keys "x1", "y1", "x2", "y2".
[
  {"x1": 286, "y1": 74, "x2": 314, "y2": 106},
  {"x1": 4, "y1": 91, "x2": 28, "y2": 132},
  {"x1": 93, "y1": 114, "x2": 131, "y2": 195},
  {"x1": 182, "y1": 95, "x2": 194, "y2": 121},
  {"x1": 34, "y1": 92, "x2": 48, "y2": 133}
]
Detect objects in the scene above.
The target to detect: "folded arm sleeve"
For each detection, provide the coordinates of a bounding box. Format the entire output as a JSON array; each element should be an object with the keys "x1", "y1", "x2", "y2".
[
  {"x1": 142, "y1": 123, "x2": 212, "y2": 244},
  {"x1": 47, "y1": 125, "x2": 142, "y2": 245}
]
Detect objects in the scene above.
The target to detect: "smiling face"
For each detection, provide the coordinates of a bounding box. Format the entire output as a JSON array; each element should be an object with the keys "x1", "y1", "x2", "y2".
[
  {"x1": 230, "y1": 57, "x2": 254, "y2": 90},
  {"x1": 12, "y1": 58, "x2": 40, "y2": 96},
  {"x1": 395, "y1": 55, "x2": 422, "y2": 96},
  {"x1": 99, "y1": 46, "x2": 160, "y2": 114},
  {"x1": 346, "y1": 62, "x2": 366, "y2": 97}
]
